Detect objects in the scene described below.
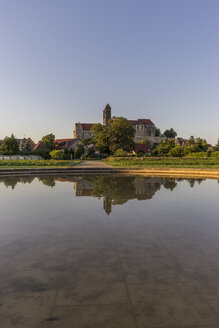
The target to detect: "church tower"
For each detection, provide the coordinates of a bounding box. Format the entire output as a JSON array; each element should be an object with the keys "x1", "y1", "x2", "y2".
[
  {"x1": 103, "y1": 194, "x2": 112, "y2": 215},
  {"x1": 103, "y1": 104, "x2": 111, "y2": 127}
]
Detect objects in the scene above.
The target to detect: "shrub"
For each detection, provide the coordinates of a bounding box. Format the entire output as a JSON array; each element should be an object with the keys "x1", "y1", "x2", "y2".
[
  {"x1": 49, "y1": 150, "x2": 64, "y2": 160},
  {"x1": 137, "y1": 151, "x2": 145, "y2": 157},
  {"x1": 186, "y1": 152, "x2": 208, "y2": 158},
  {"x1": 168, "y1": 146, "x2": 184, "y2": 157},
  {"x1": 212, "y1": 151, "x2": 219, "y2": 158},
  {"x1": 113, "y1": 149, "x2": 129, "y2": 157},
  {"x1": 75, "y1": 144, "x2": 85, "y2": 158}
]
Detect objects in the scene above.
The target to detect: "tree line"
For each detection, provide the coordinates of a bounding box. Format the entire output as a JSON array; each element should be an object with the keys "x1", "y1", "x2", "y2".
[{"x1": 1, "y1": 118, "x2": 219, "y2": 159}]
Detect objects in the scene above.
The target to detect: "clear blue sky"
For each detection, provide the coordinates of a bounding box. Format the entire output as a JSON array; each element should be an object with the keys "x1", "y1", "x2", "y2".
[{"x1": 0, "y1": 0, "x2": 218, "y2": 144}]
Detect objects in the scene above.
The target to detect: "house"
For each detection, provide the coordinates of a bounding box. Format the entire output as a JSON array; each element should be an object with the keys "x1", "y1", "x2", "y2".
[
  {"x1": 73, "y1": 124, "x2": 96, "y2": 140},
  {"x1": 33, "y1": 138, "x2": 79, "y2": 153},
  {"x1": 16, "y1": 138, "x2": 36, "y2": 152},
  {"x1": 32, "y1": 141, "x2": 49, "y2": 152},
  {"x1": 0, "y1": 137, "x2": 35, "y2": 153},
  {"x1": 134, "y1": 143, "x2": 151, "y2": 155},
  {"x1": 54, "y1": 139, "x2": 79, "y2": 152},
  {"x1": 174, "y1": 138, "x2": 189, "y2": 146}
]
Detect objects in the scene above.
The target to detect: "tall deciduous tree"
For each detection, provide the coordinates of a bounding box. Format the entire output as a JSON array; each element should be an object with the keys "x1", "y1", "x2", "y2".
[
  {"x1": 108, "y1": 117, "x2": 135, "y2": 153},
  {"x1": 92, "y1": 117, "x2": 135, "y2": 154},
  {"x1": 163, "y1": 128, "x2": 177, "y2": 139},
  {"x1": 0, "y1": 134, "x2": 19, "y2": 155},
  {"x1": 152, "y1": 139, "x2": 175, "y2": 156},
  {"x1": 92, "y1": 123, "x2": 110, "y2": 154},
  {"x1": 74, "y1": 143, "x2": 85, "y2": 158},
  {"x1": 41, "y1": 133, "x2": 55, "y2": 151}
]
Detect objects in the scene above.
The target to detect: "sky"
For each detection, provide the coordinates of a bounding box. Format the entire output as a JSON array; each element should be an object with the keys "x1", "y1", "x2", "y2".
[{"x1": 0, "y1": 0, "x2": 218, "y2": 145}]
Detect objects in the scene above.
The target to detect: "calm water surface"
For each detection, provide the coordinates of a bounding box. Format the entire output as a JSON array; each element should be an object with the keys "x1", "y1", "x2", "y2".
[{"x1": 0, "y1": 175, "x2": 219, "y2": 328}]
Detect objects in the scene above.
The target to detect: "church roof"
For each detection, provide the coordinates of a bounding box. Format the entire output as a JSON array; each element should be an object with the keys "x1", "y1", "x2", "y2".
[
  {"x1": 76, "y1": 123, "x2": 96, "y2": 130},
  {"x1": 128, "y1": 119, "x2": 154, "y2": 126},
  {"x1": 104, "y1": 104, "x2": 111, "y2": 110}
]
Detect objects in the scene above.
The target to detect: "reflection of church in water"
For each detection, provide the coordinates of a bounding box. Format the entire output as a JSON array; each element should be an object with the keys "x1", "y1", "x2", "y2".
[
  {"x1": 0, "y1": 176, "x2": 202, "y2": 212},
  {"x1": 71, "y1": 176, "x2": 175, "y2": 215}
]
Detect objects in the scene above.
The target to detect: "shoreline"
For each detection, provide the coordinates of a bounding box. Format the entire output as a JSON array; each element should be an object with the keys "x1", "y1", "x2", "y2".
[{"x1": 0, "y1": 166, "x2": 219, "y2": 179}]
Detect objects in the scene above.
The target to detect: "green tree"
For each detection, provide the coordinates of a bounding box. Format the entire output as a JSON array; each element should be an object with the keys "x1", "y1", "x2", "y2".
[
  {"x1": 139, "y1": 139, "x2": 150, "y2": 145},
  {"x1": 81, "y1": 137, "x2": 93, "y2": 145},
  {"x1": 40, "y1": 177, "x2": 56, "y2": 188},
  {"x1": 184, "y1": 138, "x2": 208, "y2": 154},
  {"x1": 87, "y1": 146, "x2": 95, "y2": 157},
  {"x1": 74, "y1": 143, "x2": 85, "y2": 158},
  {"x1": 113, "y1": 148, "x2": 129, "y2": 157},
  {"x1": 195, "y1": 137, "x2": 208, "y2": 151},
  {"x1": 155, "y1": 128, "x2": 161, "y2": 137},
  {"x1": 108, "y1": 117, "x2": 135, "y2": 154},
  {"x1": 92, "y1": 123, "x2": 110, "y2": 154},
  {"x1": 0, "y1": 134, "x2": 19, "y2": 155},
  {"x1": 189, "y1": 136, "x2": 195, "y2": 145},
  {"x1": 168, "y1": 145, "x2": 184, "y2": 157},
  {"x1": 92, "y1": 117, "x2": 135, "y2": 155},
  {"x1": 163, "y1": 179, "x2": 177, "y2": 191},
  {"x1": 183, "y1": 144, "x2": 200, "y2": 154},
  {"x1": 49, "y1": 149, "x2": 64, "y2": 160},
  {"x1": 42, "y1": 133, "x2": 55, "y2": 151},
  {"x1": 215, "y1": 139, "x2": 219, "y2": 151},
  {"x1": 212, "y1": 151, "x2": 219, "y2": 158},
  {"x1": 152, "y1": 139, "x2": 175, "y2": 156},
  {"x1": 69, "y1": 148, "x2": 74, "y2": 159},
  {"x1": 163, "y1": 128, "x2": 177, "y2": 139}
]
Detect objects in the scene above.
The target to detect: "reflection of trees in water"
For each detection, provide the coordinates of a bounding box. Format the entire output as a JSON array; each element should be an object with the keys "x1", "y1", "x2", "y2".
[
  {"x1": 38, "y1": 177, "x2": 56, "y2": 188},
  {"x1": 82, "y1": 176, "x2": 175, "y2": 214},
  {"x1": 0, "y1": 176, "x2": 35, "y2": 189},
  {"x1": 187, "y1": 179, "x2": 204, "y2": 188},
  {"x1": 163, "y1": 180, "x2": 178, "y2": 191},
  {"x1": 0, "y1": 174, "x2": 206, "y2": 214},
  {"x1": 84, "y1": 176, "x2": 136, "y2": 205},
  {"x1": 78, "y1": 176, "x2": 206, "y2": 214}
]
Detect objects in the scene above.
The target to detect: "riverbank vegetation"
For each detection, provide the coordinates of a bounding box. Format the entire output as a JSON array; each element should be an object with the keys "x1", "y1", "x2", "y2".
[
  {"x1": 0, "y1": 160, "x2": 81, "y2": 168},
  {"x1": 105, "y1": 157, "x2": 219, "y2": 168}
]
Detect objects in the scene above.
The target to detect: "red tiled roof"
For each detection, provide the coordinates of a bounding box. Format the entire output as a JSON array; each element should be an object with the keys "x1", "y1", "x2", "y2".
[
  {"x1": 134, "y1": 143, "x2": 150, "y2": 153},
  {"x1": 55, "y1": 138, "x2": 75, "y2": 143},
  {"x1": 128, "y1": 119, "x2": 154, "y2": 126},
  {"x1": 128, "y1": 120, "x2": 138, "y2": 125},
  {"x1": 55, "y1": 138, "x2": 78, "y2": 150},
  {"x1": 76, "y1": 123, "x2": 96, "y2": 130},
  {"x1": 33, "y1": 141, "x2": 42, "y2": 151}
]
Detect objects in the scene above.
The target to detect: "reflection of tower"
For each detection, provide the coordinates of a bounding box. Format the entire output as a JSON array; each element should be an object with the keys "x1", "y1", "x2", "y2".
[
  {"x1": 103, "y1": 194, "x2": 112, "y2": 215},
  {"x1": 103, "y1": 104, "x2": 111, "y2": 127}
]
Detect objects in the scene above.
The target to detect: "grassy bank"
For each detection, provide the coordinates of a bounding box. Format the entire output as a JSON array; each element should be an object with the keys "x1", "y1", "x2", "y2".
[
  {"x1": 0, "y1": 160, "x2": 81, "y2": 169},
  {"x1": 105, "y1": 157, "x2": 219, "y2": 168}
]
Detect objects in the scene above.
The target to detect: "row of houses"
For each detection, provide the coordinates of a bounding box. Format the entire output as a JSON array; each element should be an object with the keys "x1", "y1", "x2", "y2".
[
  {"x1": 0, "y1": 137, "x2": 36, "y2": 153},
  {"x1": 0, "y1": 137, "x2": 81, "y2": 154},
  {"x1": 1, "y1": 104, "x2": 174, "y2": 156},
  {"x1": 33, "y1": 138, "x2": 80, "y2": 153}
]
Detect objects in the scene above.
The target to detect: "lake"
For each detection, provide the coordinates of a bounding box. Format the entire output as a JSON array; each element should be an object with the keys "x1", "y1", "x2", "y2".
[{"x1": 0, "y1": 175, "x2": 219, "y2": 328}]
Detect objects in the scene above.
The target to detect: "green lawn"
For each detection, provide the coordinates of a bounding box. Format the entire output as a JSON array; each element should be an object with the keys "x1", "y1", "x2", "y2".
[
  {"x1": 0, "y1": 160, "x2": 81, "y2": 169},
  {"x1": 105, "y1": 157, "x2": 219, "y2": 169}
]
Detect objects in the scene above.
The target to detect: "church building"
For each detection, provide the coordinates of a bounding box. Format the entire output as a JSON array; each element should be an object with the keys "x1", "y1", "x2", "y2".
[{"x1": 73, "y1": 104, "x2": 160, "y2": 143}]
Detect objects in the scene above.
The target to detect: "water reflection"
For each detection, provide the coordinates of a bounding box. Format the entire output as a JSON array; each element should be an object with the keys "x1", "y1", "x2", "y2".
[
  {"x1": 0, "y1": 176, "x2": 35, "y2": 189},
  {"x1": 0, "y1": 175, "x2": 208, "y2": 214},
  {"x1": 0, "y1": 175, "x2": 219, "y2": 327}
]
